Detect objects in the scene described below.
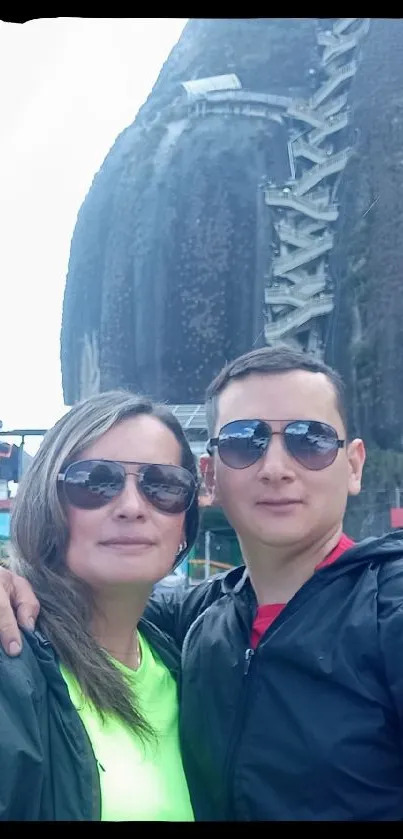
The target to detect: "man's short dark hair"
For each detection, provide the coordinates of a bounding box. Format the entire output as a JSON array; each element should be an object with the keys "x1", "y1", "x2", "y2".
[{"x1": 205, "y1": 344, "x2": 348, "y2": 437}]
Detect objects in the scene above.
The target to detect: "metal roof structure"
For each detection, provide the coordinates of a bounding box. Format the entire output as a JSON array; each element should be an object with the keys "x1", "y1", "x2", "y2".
[
  {"x1": 181, "y1": 74, "x2": 242, "y2": 101},
  {"x1": 169, "y1": 404, "x2": 207, "y2": 430}
]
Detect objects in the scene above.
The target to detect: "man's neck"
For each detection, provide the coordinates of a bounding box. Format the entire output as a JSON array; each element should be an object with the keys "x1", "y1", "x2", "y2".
[
  {"x1": 240, "y1": 525, "x2": 343, "y2": 606},
  {"x1": 91, "y1": 583, "x2": 152, "y2": 669}
]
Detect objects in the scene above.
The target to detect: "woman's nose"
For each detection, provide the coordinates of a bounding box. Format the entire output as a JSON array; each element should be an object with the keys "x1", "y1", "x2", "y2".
[{"x1": 112, "y1": 474, "x2": 148, "y2": 519}]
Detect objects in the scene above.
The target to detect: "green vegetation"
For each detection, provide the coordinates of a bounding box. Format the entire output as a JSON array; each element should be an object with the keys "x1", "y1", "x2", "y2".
[{"x1": 0, "y1": 539, "x2": 9, "y2": 566}]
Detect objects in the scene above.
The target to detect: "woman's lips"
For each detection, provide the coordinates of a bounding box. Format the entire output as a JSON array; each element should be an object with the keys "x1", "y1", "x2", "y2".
[{"x1": 99, "y1": 537, "x2": 156, "y2": 547}]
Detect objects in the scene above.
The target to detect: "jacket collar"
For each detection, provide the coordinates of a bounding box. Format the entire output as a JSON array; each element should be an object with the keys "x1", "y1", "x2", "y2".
[
  {"x1": 138, "y1": 616, "x2": 181, "y2": 679},
  {"x1": 218, "y1": 530, "x2": 403, "y2": 599},
  {"x1": 22, "y1": 614, "x2": 181, "y2": 688}
]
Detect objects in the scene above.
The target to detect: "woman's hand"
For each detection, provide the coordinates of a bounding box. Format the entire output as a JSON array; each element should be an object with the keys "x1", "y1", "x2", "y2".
[{"x1": 0, "y1": 567, "x2": 39, "y2": 654}]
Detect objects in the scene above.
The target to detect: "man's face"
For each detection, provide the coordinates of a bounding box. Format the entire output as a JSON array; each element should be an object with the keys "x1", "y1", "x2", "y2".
[{"x1": 205, "y1": 371, "x2": 365, "y2": 553}]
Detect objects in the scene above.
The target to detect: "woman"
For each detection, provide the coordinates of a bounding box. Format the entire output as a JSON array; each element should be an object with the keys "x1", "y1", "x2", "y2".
[{"x1": 0, "y1": 391, "x2": 199, "y2": 821}]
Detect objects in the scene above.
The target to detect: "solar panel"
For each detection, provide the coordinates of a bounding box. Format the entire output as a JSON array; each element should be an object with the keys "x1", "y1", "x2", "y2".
[{"x1": 169, "y1": 404, "x2": 207, "y2": 430}]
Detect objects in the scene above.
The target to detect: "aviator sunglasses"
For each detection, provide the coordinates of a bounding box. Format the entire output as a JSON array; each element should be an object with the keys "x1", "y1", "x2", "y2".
[
  {"x1": 207, "y1": 419, "x2": 345, "y2": 471},
  {"x1": 57, "y1": 459, "x2": 197, "y2": 514}
]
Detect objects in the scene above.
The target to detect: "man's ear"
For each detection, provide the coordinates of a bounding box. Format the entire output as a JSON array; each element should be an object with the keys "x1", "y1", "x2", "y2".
[
  {"x1": 199, "y1": 454, "x2": 217, "y2": 502},
  {"x1": 347, "y1": 438, "x2": 366, "y2": 497}
]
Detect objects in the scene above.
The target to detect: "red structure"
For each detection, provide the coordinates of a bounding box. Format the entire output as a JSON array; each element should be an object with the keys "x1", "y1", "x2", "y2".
[{"x1": 390, "y1": 508, "x2": 403, "y2": 529}]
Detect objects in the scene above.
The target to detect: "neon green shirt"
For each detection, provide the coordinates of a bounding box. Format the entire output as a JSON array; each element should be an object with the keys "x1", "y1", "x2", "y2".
[{"x1": 60, "y1": 633, "x2": 194, "y2": 821}]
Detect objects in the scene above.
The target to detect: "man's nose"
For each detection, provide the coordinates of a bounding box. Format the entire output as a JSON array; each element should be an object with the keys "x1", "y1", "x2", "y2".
[
  {"x1": 112, "y1": 475, "x2": 148, "y2": 519},
  {"x1": 257, "y1": 433, "x2": 296, "y2": 481}
]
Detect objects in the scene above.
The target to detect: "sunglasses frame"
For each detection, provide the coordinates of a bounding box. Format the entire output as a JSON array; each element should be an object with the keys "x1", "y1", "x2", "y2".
[
  {"x1": 207, "y1": 419, "x2": 345, "y2": 471},
  {"x1": 57, "y1": 458, "x2": 197, "y2": 513}
]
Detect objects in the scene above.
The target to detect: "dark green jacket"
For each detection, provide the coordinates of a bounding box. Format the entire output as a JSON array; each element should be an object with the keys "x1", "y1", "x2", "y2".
[{"x1": 0, "y1": 619, "x2": 180, "y2": 820}]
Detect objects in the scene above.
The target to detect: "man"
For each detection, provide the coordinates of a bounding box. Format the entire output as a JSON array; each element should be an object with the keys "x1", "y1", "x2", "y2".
[{"x1": 2, "y1": 345, "x2": 403, "y2": 821}]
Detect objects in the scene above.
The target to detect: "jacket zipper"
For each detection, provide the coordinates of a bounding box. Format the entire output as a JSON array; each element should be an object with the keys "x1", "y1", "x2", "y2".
[
  {"x1": 221, "y1": 574, "x2": 328, "y2": 818},
  {"x1": 223, "y1": 646, "x2": 256, "y2": 819},
  {"x1": 222, "y1": 596, "x2": 295, "y2": 819},
  {"x1": 217, "y1": 556, "x2": 362, "y2": 819},
  {"x1": 78, "y1": 717, "x2": 102, "y2": 820},
  {"x1": 244, "y1": 647, "x2": 254, "y2": 675},
  {"x1": 34, "y1": 633, "x2": 101, "y2": 820}
]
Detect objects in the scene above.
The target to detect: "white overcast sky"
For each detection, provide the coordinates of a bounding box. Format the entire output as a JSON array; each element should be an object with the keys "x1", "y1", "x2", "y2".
[{"x1": 0, "y1": 17, "x2": 187, "y2": 452}]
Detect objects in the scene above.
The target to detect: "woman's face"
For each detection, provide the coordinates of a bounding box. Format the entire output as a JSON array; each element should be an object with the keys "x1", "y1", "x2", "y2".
[{"x1": 64, "y1": 414, "x2": 187, "y2": 592}]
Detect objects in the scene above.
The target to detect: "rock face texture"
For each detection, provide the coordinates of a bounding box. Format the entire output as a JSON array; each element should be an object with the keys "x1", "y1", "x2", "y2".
[
  {"x1": 61, "y1": 18, "x2": 317, "y2": 403},
  {"x1": 61, "y1": 19, "x2": 403, "y2": 537},
  {"x1": 326, "y1": 18, "x2": 403, "y2": 535}
]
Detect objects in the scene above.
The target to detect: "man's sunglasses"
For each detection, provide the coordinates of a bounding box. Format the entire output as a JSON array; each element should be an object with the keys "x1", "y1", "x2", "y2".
[
  {"x1": 207, "y1": 419, "x2": 345, "y2": 471},
  {"x1": 57, "y1": 459, "x2": 197, "y2": 514}
]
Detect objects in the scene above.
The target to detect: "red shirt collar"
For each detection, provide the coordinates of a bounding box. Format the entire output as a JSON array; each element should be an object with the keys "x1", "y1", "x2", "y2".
[{"x1": 317, "y1": 533, "x2": 355, "y2": 570}]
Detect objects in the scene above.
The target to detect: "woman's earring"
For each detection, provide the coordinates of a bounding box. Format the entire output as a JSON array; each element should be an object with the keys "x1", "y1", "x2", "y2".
[{"x1": 177, "y1": 541, "x2": 187, "y2": 556}]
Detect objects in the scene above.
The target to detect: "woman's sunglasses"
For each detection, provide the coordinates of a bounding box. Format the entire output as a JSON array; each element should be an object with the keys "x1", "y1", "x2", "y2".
[
  {"x1": 57, "y1": 459, "x2": 197, "y2": 514},
  {"x1": 207, "y1": 419, "x2": 345, "y2": 471}
]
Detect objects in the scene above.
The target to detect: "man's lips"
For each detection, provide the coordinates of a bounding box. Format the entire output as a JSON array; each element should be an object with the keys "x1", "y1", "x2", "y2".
[{"x1": 256, "y1": 499, "x2": 303, "y2": 507}]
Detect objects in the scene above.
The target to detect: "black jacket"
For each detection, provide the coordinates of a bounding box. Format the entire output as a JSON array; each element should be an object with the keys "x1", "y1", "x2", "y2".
[
  {"x1": 146, "y1": 532, "x2": 403, "y2": 821},
  {"x1": 0, "y1": 618, "x2": 180, "y2": 820}
]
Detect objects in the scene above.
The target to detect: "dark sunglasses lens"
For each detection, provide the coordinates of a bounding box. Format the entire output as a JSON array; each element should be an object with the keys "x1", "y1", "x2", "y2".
[
  {"x1": 140, "y1": 464, "x2": 195, "y2": 514},
  {"x1": 285, "y1": 421, "x2": 339, "y2": 470},
  {"x1": 63, "y1": 460, "x2": 125, "y2": 509},
  {"x1": 217, "y1": 420, "x2": 270, "y2": 469}
]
